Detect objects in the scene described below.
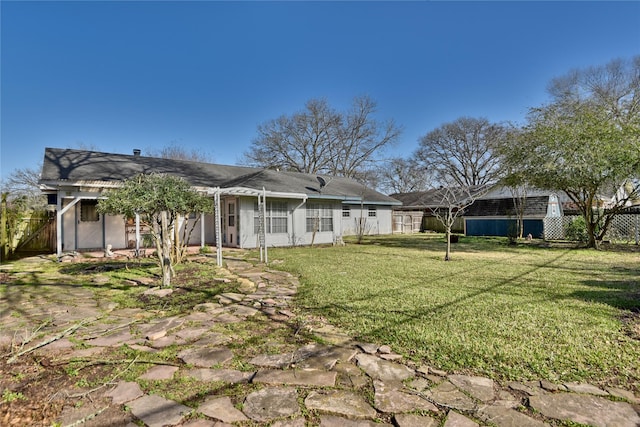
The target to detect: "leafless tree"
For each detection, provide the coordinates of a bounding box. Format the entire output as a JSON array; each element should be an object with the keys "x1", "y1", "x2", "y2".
[
  {"x1": 243, "y1": 96, "x2": 401, "y2": 179},
  {"x1": 145, "y1": 142, "x2": 214, "y2": 163},
  {"x1": 0, "y1": 166, "x2": 46, "y2": 209},
  {"x1": 329, "y1": 96, "x2": 402, "y2": 178},
  {"x1": 415, "y1": 117, "x2": 506, "y2": 187},
  {"x1": 376, "y1": 157, "x2": 431, "y2": 195},
  {"x1": 430, "y1": 184, "x2": 488, "y2": 261}
]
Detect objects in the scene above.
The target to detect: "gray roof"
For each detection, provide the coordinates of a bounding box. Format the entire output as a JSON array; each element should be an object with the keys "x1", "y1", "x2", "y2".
[
  {"x1": 464, "y1": 196, "x2": 550, "y2": 217},
  {"x1": 390, "y1": 185, "x2": 488, "y2": 209},
  {"x1": 40, "y1": 148, "x2": 400, "y2": 205}
]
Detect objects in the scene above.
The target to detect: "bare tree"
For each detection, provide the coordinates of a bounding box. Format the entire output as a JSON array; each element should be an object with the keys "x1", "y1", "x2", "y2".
[
  {"x1": 329, "y1": 96, "x2": 402, "y2": 178},
  {"x1": 376, "y1": 157, "x2": 431, "y2": 195},
  {"x1": 430, "y1": 184, "x2": 488, "y2": 261},
  {"x1": 145, "y1": 142, "x2": 214, "y2": 163},
  {"x1": 0, "y1": 166, "x2": 46, "y2": 209},
  {"x1": 243, "y1": 96, "x2": 401, "y2": 178},
  {"x1": 415, "y1": 117, "x2": 505, "y2": 187}
]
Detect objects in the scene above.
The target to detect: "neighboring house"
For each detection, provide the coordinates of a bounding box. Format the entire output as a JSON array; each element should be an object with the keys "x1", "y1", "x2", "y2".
[
  {"x1": 39, "y1": 148, "x2": 401, "y2": 255},
  {"x1": 464, "y1": 186, "x2": 563, "y2": 238},
  {"x1": 390, "y1": 186, "x2": 487, "y2": 234}
]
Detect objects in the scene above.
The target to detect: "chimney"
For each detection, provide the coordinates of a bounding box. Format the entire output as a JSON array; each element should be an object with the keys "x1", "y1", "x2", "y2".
[{"x1": 133, "y1": 149, "x2": 141, "y2": 156}]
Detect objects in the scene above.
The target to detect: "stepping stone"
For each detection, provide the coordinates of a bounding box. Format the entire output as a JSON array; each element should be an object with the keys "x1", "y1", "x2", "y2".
[
  {"x1": 192, "y1": 333, "x2": 232, "y2": 347},
  {"x1": 148, "y1": 335, "x2": 187, "y2": 348},
  {"x1": 448, "y1": 374, "x2": 495, "y2": 402},
  {"x1": 605, "y1": 387, "x2": 638, "y2": 403},
  {"x1": 355, "y1": 353, "x2": 414, "y2": 381},
  {"x1": 443, "y1": 411, "x2": 479, "y2": 427},
  {"x1": 334, "y1": 361, "x2": 369, "y2": 389},
  {"x1": 253, "y1": 368, "x2": 337, "y2": 387},
  {"x1": 128, "y1": 394, "x2": 190, "y2": 427},
  {"x1": 105, "y1": 381, "x2": 144, "y2": 404},
  {"x1": 321, "y1": 415, "x2": 392, "y2": 426},
  {"x1": 394, "y1": 413, "x2": 439, "y2": 427},
  {"x1": 249, "y1": 352, "x2": 296, "y2": 368},
  {"x1": 181, "y1": 420, "x2": 218, "y2": 427},
  {"x1": 530, "y1": 393, "x2": 640, "y2": 427},
  {"x1": 198, "y1": 396, "x2": 248, "y2": 423},
  {"x1": 175, "y1": 327, "x2": 209, "y2": 341},
  {"x1": 295, "y1": 343, "x2": 359, "y2": 370},
  {"x1": 143, "y1": 288, "x2": 173, "y2": 297},
  {"x1": 232, "y1": 305, "x2": 259, "y2": 317},
  {"x1": 478, "y1": 404, "x2": 548, "y2": 427},
  {"x1": 243, "y1": 387, "x2": 300, "y2": 422},
  {"x1": 138, "y1": 365, "x2": 179, "y2": 380},
  {"x1": 305, "y1": 390, "x2": 377, "y2": 420},
  {"x1": 562, "y1": 382, "x2": 609, "y2": 396},
  {"x1": 182, "y1": 368, "x2": 254, "y2": 383},
  {"x1": 540, "y1": 380, "x2": 564, "y2": 392},
  {"x1": 141, "y1": 316, "x2": 184, "y2": 340},
  {"x1": 507, "y1": 381, "x2": 543, "y2": 396},
  {"x1": 178, "y1": 346, "x2": 233, "y2": 367},
  {"x1": 373, "y1": 380, "x2": 439, "y2": 413},
  {"x1": 271, "y1": 418, "x2": 307, "y2": 427},
  {"x1": 428, "y1": 381, "x2": 476, "y2": 412},
  {"x1": 357, "y1": 343, "x2": 379, "y2": 354},
  {"x1": 85, "y1": 329, "x2": 135, "y2": 347},
  {"x1": 220, "y1": 292, "x2": 245, "y2": 302}
]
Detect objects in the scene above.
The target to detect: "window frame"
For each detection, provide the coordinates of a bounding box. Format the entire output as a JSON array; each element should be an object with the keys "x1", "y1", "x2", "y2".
[
  {"x1": 306, "y1": 203, "x2": 334, "y2": 233},
  {"x1": 254, "y1": 200, "x2": 289, "y2": 234},
  {"x1": 80, "y1": 199, "x2": 100, "y2": 222}
]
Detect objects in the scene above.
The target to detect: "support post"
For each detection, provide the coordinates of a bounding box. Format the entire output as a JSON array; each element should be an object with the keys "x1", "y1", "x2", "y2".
[{"x1": 214, "y1": 188, "x2": 222, "y2": 267}]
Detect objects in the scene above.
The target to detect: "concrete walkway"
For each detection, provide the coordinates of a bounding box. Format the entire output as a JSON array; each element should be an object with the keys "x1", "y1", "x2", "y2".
[{"x1": 2, "y1": 253, "x2": 639, "y2": 426}]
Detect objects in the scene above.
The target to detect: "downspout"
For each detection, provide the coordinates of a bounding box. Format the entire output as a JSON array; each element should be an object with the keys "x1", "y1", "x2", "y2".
[{"x1": 291, "y1": 196, "x2": 308, "y2": 246}]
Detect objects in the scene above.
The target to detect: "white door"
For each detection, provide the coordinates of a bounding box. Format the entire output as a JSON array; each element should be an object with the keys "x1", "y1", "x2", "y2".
[
  {"x1": 76, "y1": 200, "x2": 103, "y2": 249},
  {"x1": 226, "y1": 199, "x2": 237, "y2": 247}
]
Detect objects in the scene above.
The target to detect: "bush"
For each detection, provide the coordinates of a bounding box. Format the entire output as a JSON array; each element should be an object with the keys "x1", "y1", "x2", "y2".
[{"x1": 565, "y1": 216, "x2": 588, "y2": 242}]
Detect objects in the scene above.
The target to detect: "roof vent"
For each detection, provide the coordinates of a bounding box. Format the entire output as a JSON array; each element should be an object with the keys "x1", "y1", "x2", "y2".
[{"x1": 133, "y1": 149, "x2": 141, "y2": 156}]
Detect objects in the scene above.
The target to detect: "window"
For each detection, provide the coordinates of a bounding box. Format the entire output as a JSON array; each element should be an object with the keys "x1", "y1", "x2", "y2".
[
  {"x1": 254, "y1": 201, "x2": 288, "y2": 234},
  {"x1": 342, "y1": 206, "x2": 350, "y2": 217},
  {"x1": 228, "y1": 203, "x2": 235, "y2": 227},
  {"x1": 368, "y1": 206, "x2": 377, "y2": 217},
  {"x1": 306, "y1": 203, "x2": 333, "y2": 232},
  {"x1": 80, "y1": 200, "x2": 100, "y2": 222}
]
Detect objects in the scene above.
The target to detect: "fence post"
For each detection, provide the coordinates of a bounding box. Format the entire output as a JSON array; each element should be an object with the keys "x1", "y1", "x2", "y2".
[{"x1": 636, "y1": 214, "x2": 639, "y2": 246}]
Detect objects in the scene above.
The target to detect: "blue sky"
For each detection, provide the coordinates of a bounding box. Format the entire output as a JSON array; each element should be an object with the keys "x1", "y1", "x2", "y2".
[{"x1": 1, "y1": 1, "x2": 639, "y2": 182}]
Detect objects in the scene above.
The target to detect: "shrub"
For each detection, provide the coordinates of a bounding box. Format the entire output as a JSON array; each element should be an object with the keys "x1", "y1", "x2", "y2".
[{"x1": 565, "y1": 216, "x2": 588, "y2": 242}]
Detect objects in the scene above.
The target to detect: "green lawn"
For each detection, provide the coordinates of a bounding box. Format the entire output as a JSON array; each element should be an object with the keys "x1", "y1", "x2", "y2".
[{"x1": 266, "y1": 234, "x2": 640, "y2": 390}]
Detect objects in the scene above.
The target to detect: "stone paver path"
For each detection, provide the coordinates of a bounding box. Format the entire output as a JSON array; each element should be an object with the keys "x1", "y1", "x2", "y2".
[{"x1": 2, "y1": 252, "x2": 639, "y2": 426}]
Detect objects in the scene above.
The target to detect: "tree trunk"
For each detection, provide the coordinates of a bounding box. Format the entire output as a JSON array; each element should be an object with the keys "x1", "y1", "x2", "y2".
[{"x1": 444, "y1": 208, "x2": 452, "y2": 261}]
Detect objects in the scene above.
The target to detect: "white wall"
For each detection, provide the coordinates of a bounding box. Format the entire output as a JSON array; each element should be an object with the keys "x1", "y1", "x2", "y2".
[{"x1": 341, "y1": 205, "x2": 394, "y2": 236}]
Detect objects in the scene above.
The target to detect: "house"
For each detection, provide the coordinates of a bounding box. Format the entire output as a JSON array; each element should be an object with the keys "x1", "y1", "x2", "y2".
[
  {"x1": 39, "y1": 148, "x2": 401, "y2": 255},
  {"x1": 463, "y1": 186, "x2": 563, "y2": 238},
  {"x1": 390, "y1": 186, "x2": 487, "y2": 234}
]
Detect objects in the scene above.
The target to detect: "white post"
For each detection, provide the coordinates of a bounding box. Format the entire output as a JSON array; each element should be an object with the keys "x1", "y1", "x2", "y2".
[
  {"x1": 200, "y1": 212, "x2": 205, "y2": 249},
  {"x1": 258, "y1": 193, "x2": 263, "y2": 263},
  {"x1": 214, "y1": 188, "x2": 222, "y2": 267},
  {"x1": 56, "y1": 193, "x2": 62, "y2": 257},
  {"x1": 263, "y1": 187, "x2": 268, "y2": 264},
  {"x1": 135, "y1": 213, "x2": 141, "y2": 256}
]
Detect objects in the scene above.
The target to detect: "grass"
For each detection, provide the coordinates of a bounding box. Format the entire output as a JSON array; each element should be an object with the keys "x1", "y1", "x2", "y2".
[{"x1": 265, "y1": 234, "x2": 640, "y2": 389}]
